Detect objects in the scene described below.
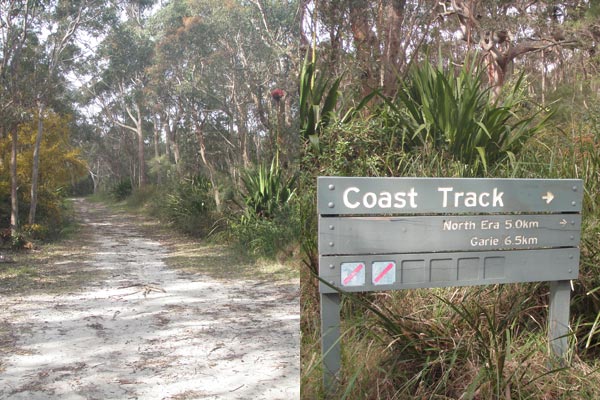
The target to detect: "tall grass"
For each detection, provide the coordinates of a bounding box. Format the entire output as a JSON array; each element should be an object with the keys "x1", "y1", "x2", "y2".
[
  {"x1": 301, "y1": 283, "x2": 600, "y2": 399},
  {"x1": 508, "y1": 129, "x2": 600, "y2": 361}
]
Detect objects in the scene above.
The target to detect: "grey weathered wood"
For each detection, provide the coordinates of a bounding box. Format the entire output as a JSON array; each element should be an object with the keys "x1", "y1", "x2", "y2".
[
  {"x1": 319, "y1": 214, "x2": 581, "y2": 255},
  {"x1": 549, "y1": 280, "x2": 572, "y2": 359},
  {"x1": 318, "y1": 177, "x2": 583, "y2": 215},
  {"x1": 320, "y1": 292, "x2": 341, "y2": 388},
  {"x1": 317, "y1": 177, "x2": 583, "y2": 388},
  {"x1": 319, "y1": 248, "x2": 579, "y2": 293}
]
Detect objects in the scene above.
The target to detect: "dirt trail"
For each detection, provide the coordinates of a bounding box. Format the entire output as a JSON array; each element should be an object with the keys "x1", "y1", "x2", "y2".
[{"x1": 0, "y1": 199, "x2": 299, "y2": 399}]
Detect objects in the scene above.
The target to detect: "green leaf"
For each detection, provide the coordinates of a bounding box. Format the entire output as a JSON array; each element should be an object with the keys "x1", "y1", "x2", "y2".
[{"x1": 475, "y1": 146, "x2": 488, "y2": 174}]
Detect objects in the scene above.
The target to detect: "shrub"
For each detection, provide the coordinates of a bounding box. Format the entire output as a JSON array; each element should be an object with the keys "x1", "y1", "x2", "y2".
[
  {"x1": 151, "y1": 176, "x2": 217, "y2": 237},
  {"x1": 229, "y1": 204, "x2": 299, "y2": 258},
  {"x1": 240, "y1": 158, "x2": 297, "y2": 220},
  {"x1": 378, "y1": 60, "x2": 550, "y2": 173},
  {"x1": 22, "y1": 223, "x2": 49, "y2": 241},
  {"x1": 109, "y1": 179, "x2": 133, "y2": 201},
  {"x1": 299, "y1": 55, "x2": 343, "y2": 149},
  {"x1": 228, "y1": 158, "x2": 300, "y2": 258}
]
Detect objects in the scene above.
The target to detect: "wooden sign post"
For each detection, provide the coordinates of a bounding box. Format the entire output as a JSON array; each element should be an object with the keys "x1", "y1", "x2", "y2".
[{"x1": 317, "y1": 177, "x2": 583, "y2": 387}]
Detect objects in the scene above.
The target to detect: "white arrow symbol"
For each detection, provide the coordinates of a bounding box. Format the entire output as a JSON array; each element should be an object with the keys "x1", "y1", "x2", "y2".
[
  {"x1": 560, "y1": 219, "x2": 567, "y2": 226},
  {"x1": 542, "y1": 192, "x2": 554, "y2": 204}
]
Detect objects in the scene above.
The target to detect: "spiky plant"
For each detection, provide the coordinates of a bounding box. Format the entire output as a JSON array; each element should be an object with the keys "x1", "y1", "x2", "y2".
[{"x1": 379, "y1": 60, "x2": 551, "y2": 173}]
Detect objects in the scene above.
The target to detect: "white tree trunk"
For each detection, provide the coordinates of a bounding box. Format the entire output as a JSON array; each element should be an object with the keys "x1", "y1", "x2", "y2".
[
  {"x1": 10, "y1": 127, "x2": 19, "y2": 237},
  {"x1": 29, "y1": 102, "x2": 45, "y2": 225}
]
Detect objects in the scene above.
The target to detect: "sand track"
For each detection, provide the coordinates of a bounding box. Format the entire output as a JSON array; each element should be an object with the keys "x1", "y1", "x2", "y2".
[{"x1": 0, "y1": 199, "x2": 299, "y2": 399}]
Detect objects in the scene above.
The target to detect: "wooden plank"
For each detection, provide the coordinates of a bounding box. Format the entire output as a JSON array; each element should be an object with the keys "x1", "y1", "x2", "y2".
[
  {"x1": 318, "y1": 177, "x2": 583, "y2": 215},
  {"x1": 319, "y1": 248, "x2": 580, "y2": 293},
  {"x1": 319, "y1": 214, "x2": 582, "y2": 255}
]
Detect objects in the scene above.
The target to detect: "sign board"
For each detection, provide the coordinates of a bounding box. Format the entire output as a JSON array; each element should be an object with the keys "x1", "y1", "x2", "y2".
[
  {"x1": 318, "y1": 177, "x2": 583, "y2": 289},
  {"x1": 318, "y1": 177, "x2": 583, "y2": 215},
  {"x1": 320, "y1": 248, "x2": 579, "y2": 293},
  {"x1": 317, "y1": 177, "x2": 584, "y2": 388},
  {"x1": 320, "y1": 214, "x2": 582, "y2": 256}
]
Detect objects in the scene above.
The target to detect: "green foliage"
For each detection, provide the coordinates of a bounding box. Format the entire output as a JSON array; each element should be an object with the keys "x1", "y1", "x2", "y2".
[
  {"x1": 436, "y1": 288, "x2": 555, "y2": 398},
  {"x1": 147, "y1": 155, "x2": 177, "y2": 183},
  {"x1": 515, "y1": 107, "x2": 600, "y2": 361},
  {"x1": 300, "y1": 79, "x2": 600, "y2": 398},
  {"x1": 379, "y1": 60, "x2": 550, "y2": 173},
  {"x1": 295, "y1": 182, "x2": 318, "y2": 274},
  {"x1": 227, "y1": 157, "x2": 300, "y2": 258},
  {"x1": 302, "y1": 97, "x2": 600, "y2": 398},
  {"x1": 299, "y1": 55, "x2": 343, "y2": 151},
  {"x1": 152, "y1": 176, "x2": 216, "y2": 237},
  {"x1": 109, "y1": 179, "x2": 133, "y2": 201},
  {"x1": 30, "y1": 189, "x2": 70, "y2": 238},
  {"x1": 106, "y1": 177, "x2": 218, "y2": 238},
  {"x1": 299, "y1": 53, "x2": 375, "y2": 153},
  {"x1": 123, "y1": 185, "x2": 159, "y2": 209},
  {"x1": 240, "y1": 158, "x2": 297, "y2": 220},
  {"x1": 228, "y1": 203, "x2": 300, "y2": 259}
]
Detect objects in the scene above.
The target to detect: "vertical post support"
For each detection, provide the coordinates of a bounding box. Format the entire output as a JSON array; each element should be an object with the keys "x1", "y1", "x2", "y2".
[
  {"x1": 548, "y1": 280, "x2": 571, "y2": 360},
  {"x1": 320, "y1": 292, "x2": 341, "y2": 389}
]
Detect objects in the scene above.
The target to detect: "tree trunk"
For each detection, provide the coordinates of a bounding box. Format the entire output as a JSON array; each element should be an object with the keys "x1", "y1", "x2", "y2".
[
  {"x1": 89, "y1": 169, "x2": 98, "y2": 194},
  {"x1": 195, "y1": 122, "x2": 221, "y2": 212},
  {"x1": 10, "y1": 127, "x2": 19, "y2": 237},
  {"x1": 382, "y1": 1, "x2": 405, "y2": 96},
  {"x1": 276, "y1": 98, "x2": 285, "y2": 157},
  {"x1": 172, "y1": 133, "x2": 181, "y2": 170},
  {"x1": 240, "y1": 120, "x2": 250, "y2": 169},
  {"x1": 251, "y1": 86, "x2": 270, "y2": 132},
  {"x1": 162, "y1": 114, "x2": 171, "y2": 163},
  {"x1": 29, "y1": 102, "x2": 45, "y2": 225},
  {"x1": 136, "y1": 107, "x2": 146, "y2": 188},
  {"x1": 349, "y1": 0, "x2": 379, "y2": 98},
  {"x1": 153, "y1": 115, "x2": 160, "y2": 159},
  {"x1": 541, "y1": 50, "x2": 546, "y2": 105},
  {"x1": 153, "y1": 114, "x2": 161, "y2": 185},
  {"x1": 233, "y1": 93, "x2": 251, "y2": 168},
  {"x1": 168, "y1": 121, "x2": 182, "y2": 174}
]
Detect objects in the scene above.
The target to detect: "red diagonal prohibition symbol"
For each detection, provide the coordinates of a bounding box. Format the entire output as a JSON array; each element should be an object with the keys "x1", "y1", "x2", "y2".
[
  {"x1": 374, "y1": 262, "x2": 395, "y2": 283},
  {"x1": 343, "y1": 263, "x2": 364, "y2": 285}
]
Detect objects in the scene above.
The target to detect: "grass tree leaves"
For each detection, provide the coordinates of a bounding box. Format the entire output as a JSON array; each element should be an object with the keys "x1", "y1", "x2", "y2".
[{"x1": 377, "y1": 60, "x2": 550, "y2": 175}]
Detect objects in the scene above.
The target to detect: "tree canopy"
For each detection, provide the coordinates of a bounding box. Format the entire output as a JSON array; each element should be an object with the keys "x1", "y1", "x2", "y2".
[{"x1": 1, "y1": 0, "x2": 302, "y2": 235}]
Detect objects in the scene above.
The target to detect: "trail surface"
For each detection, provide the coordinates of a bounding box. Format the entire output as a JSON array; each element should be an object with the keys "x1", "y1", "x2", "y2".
[{"x1": 0, "y1": 199, "x2": 299, "y2": 399}]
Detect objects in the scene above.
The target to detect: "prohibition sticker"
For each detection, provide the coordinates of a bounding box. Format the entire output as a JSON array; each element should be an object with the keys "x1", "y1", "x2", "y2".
[
  {"x1": 372, "y1": 261, "x2": 396, "y2": 285},
  {"x1": 341, "y1": 262, "x2": 365, "y2": 286}
]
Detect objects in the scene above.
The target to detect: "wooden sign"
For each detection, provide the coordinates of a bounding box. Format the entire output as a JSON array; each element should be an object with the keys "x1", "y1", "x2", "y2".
[{"x1": 317, "y1": 177, "x2": 584, "y2": 388}]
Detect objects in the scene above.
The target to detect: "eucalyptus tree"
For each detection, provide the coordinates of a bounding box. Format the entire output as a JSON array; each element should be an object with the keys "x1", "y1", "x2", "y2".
[
  {"x1": 148, "y1": 0, "x2": 225, "y2": 206},
  {"x1": 437, "y1": 0, "x2": 598, "y2": 98},
  {"x1": 304, "y1": 0, "x2": 436, "y2": 98},
  {"x1": 90, "y1": 1, "x2": 156, "y2": 188},
  {"x1": 0, "y1": 1, "x2": 40, "y2": 235},
  {"x1": 144, "y1": 0, "x2": 186, "y2": 167},
  {"x1": 148, "y1": 0, "x2": 301, "y2": 207},
  {"x1": 28, "y1": 0, "x2": 115, "y2": 224},
  {"x1": 1, "y1": 0, "x2": 115, "y2": 233},
  {"x1": 238, "y1": 0, "x2": 299, "y2": 169},
  {"x1": 77, "y1": 0, "x2": 300, "y2": 199},
  {"x1": 304, "y1": 1, "x2": 598, "y2": 102}
]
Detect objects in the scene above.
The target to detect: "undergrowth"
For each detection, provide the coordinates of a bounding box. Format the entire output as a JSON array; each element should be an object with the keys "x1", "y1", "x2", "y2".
[{"x1": 299, "y1": 63, "x2": 600, "y2": 397}]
